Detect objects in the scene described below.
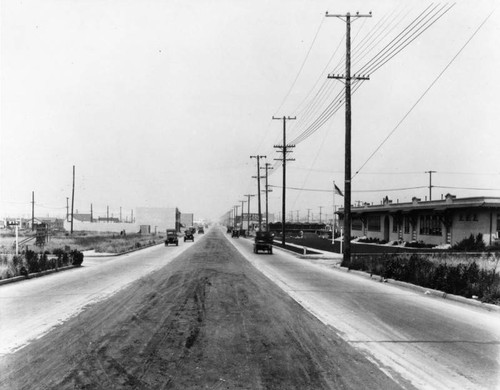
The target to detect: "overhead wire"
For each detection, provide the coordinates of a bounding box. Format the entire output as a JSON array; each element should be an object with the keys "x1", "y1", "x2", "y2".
[
  {"x1": 286, "y1": 5, "x2": 449, "y2": 148},
  {"x1": 353, "y1": 7, "x2": 492, "y2": 180},
  {"x1": 273, "y1": 15, "x2": 326, "y2": 116}
]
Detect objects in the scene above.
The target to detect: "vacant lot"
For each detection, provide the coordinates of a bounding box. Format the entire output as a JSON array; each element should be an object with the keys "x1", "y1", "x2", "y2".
[{"x1": 0, "y1": 230, "x2": 162, "y2": 254}]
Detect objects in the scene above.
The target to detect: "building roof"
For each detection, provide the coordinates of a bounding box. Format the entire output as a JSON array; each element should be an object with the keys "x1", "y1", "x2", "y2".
[
  {"x1": 337, "y1": 195, "x2": 500, "y2": 216},
  {"x1": 73, "y1": 213, "x2": 92, "y2": 222}
]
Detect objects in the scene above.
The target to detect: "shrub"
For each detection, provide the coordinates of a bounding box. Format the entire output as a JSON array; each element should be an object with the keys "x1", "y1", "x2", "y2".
[
  {"x1": 452, "y1": 233, "x2": 486, "y2": 252},
  {"x1": 70, "y1": 250, "x2": 84, "y2": 266}
]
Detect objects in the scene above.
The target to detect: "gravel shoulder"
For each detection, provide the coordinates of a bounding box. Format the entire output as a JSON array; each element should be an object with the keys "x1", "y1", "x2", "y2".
[{"x1": 0, "y1": 228, "x2": 410, "y2": 389}]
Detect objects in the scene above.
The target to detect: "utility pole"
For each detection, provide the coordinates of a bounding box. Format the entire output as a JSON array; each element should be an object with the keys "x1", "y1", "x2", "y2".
[
  {"x1": 319, "y1": 206, "x2": 324, "y2": 224},
  {"x1": 120, "y1": 206, "x2": 122, "y2": 222},
  {"x1": 250, "y1": 155, "x2": 266, "y2": 231},
  {"x1": 296, "y1": 210, "x2": 300, "y2": 222},
  {"x1": 31, "y1": 191, "x2": 35, "y2": 231},
  {"x1": 240, "y1": 200, "x2": 246, "y2": 232},
  {"x1": 71, "y1": 165, "x2": 75, "y2": 234},
  {"x1": 273, "y1": 116, "x2": 296, "y2": 246},
  {"x1": 90, "y1": 203, "x2": 93, "y2": 223},
  {"x1": 107, "y1": 206, "x2": 109, "y2": 221},
  {"x1": 326, "y1": 10, "x2": 371, "y2": 265},
  {"x1": 261, "y1": 162, "x2": 273, "y2": 231},
  {"x1": 244, "y1": 194, "x2": 255, "y2": 233},
  {"x1": 234, "y1": 205, "x2": 240, "y2": 227},
  {"x1": 425, "y1": 170, "x2": 436, "y2": 200},
  {"x1": 131, "y1": 209, "x2": 134, "y2": 224},
  {"x1": 307, "y1": 208, "x2": 311, "y2": 223}
]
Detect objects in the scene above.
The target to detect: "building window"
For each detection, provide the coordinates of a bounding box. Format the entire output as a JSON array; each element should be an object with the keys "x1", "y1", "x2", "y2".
[
  {"x1": 404, "y1": 216, "x2": 410, "y2": 234},
  {"x1": 352, "y1": 217, "x2": 363, "y2": 231},
  {"x1": 392, "y1": 217, "x2": 398, "y2": 233},
  {"x1": 367, "y1": 216, "x2": 381, "y2": 232},
  {"x1": 419, "y1": 215, "x2": 442, "y2": 236}
]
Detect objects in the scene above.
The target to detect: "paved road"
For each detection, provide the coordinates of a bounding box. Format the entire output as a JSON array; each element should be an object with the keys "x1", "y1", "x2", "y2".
[
  {"x1": 229, "y1": 233, "x2": 500, "y2": 390},
  {"x1": 0, "y1": 240, "x2": 193, "y2": 354},
  {"x1": 1, "y1": 228, "x2": 403, "y2": 389}
]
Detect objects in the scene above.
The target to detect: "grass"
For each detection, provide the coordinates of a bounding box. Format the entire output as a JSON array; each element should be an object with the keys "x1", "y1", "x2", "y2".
[{"x1": 0, "y1": 229, "x2": 162, "y2": 254}]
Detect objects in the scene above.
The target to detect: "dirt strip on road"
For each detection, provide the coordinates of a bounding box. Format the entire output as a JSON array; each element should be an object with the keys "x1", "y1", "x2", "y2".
[{"x1": 0, "y1": 227, "x2": 411, "y2": 390}]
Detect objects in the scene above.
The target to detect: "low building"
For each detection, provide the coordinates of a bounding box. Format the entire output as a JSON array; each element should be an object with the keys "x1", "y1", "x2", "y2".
[
  {"x1": 337, "y1": 194, "x2": 500, "y2": 246},
  {"x1": 136, "y1": 207, "x2": 181, "y2": 232}
]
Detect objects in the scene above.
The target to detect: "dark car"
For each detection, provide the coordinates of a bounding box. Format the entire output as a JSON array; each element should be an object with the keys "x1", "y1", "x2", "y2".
[
  {"x1": 184, "y1": 230, "x2": 194, "y2": 242},
  {"x1": 253, "y1": 231, "x2": 274, "y2": 254},
  {"x1": 165, "y1": 230, "x2": 178, "y2": 246},
  {"x1": 198, "y1": 227, "x2": 204, "y2": 234}
]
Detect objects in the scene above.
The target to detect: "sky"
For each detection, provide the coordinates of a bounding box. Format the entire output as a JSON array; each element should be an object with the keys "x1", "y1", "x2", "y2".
[{"x1": 1, "y1": 0, "x2": 499, "y2": 223}]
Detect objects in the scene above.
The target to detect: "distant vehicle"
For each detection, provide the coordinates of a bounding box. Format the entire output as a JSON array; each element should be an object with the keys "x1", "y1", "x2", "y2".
[
  {"x1": 253, "y1": 231, "x2": 273, "y2": 254},
  {"x1": 231, "y1": 230, "x2": 239, "y2": 238},
  {"x1": 198, "y1": 227, "x2": 204, "y2": 234},
  {"x1": 165, "y1": 230, "x2": 178, "y2": 246},
  {"x1": 184, "y1": 230, "x2": 194, "y2": 242}
]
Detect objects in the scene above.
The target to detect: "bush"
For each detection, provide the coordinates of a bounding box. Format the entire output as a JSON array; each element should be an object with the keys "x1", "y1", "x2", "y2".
[
  {"x1": 345, "y1": 253, "x2": 500, "y2": 304},
  {"x1": 70, "y1": 250, "x2": 84, "y2": 266},
  {"x1": 452, "y1": 233, "x2": 486, "y2": 251}
]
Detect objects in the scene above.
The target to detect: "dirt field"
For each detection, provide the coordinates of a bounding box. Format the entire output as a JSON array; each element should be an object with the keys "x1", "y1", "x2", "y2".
[{"x1": 0, "y1": 228, "x2": 407, "y2": 389}]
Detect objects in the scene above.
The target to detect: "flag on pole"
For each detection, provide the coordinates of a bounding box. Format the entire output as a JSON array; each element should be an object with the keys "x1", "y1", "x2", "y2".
[{"x1": 334, "y1": 183, "x2": 344, "y2": 197}]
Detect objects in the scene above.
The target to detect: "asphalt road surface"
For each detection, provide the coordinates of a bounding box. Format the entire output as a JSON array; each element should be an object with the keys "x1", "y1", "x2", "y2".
[{"x1": 1, "y1": 226, "x2": 499, "y2": 389}]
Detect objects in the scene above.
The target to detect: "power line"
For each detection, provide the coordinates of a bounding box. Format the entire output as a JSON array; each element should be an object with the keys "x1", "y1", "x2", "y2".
[
  {"x1": 353, "y1": 9, "x2": 493, "y2": 179},
  {"x1": 270, "y1": 184, "x2": 428, "y2": 193},
  {"x1": 274, "y1": 15, "x2": 326, "y2": 116}
]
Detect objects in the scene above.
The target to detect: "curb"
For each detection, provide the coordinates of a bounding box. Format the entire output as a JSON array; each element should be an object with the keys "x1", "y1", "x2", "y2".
[
  {"x1": 329, "y1": 264, "x2": 500, "y2": 313},
  {"x1": 0, "y1": 243, "x2": 164, "y2": 286},
  {"x1": 0, "y1": 265, "x2": 80, "y2": 287}
]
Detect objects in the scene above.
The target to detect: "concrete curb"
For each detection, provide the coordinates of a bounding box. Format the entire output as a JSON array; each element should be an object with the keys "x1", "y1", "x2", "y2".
[
  {"x1": 327, "y1": 264, "x2": 500, "y2": 313},
  {"x1": 0, "y1": 242, "x2": 164, "y2": 286},
  {"x1": 0, "y1": 265, "x2": 80, "y2": 286}
]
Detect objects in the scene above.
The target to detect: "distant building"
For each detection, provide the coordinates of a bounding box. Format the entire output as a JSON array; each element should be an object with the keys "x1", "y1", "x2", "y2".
[
  {"x1": 73, "y1": 213, "x2": 92, "y2": 223},
  {"x1": 136, "y1": 207, "x2": 181, "y2": 232},
  {"x1": 181, "y1": 213, "x2": 194, "y2": 228},
  {"x1": 337, "y1": 194, "x2": 500, "y2": 246}
]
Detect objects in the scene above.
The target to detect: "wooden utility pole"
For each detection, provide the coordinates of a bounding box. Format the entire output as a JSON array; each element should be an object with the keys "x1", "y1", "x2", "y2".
[
  {"x1": 261, "y1": 162, "x2": 273, "y2": 231},
  {"x1": 319, "y1": 206, "x2": 324, "y2": 224},
  {"x1": 31, "y1": 191, "x2": 35, "y2": 231},
  {"x1": 90, "y1": 203, "x2": 93, "y2": 223},
  {"x1": 425, "y1": 170, "x2": 436, "y2": 200},
  {"x1": 272, "y1": 116, "x2": 296, "y2": 246},
  {"x1": 326, "y1": 11, "x2": 371, "y2": 266},
  {"x1": 250, "y1": 155, "x2": 266, "y2": 231},
  {"x1": 244, "y1": 194, "x2": 255, "y2": 233},
  {"x1": 240, "y1": 200, "x2": 246, "y2": 232},
  {"x1": 71, "y1": 165, "x2": 75, "y2": 234}
]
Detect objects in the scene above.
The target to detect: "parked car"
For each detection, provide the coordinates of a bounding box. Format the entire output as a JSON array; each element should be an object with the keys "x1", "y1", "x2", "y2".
[
  {"x1": 165, "y1": 230, "x2": 178, "y2": 246},
  {"x1": 253, "y1": 231, "x2": 273, "y2": 254},
  {"x1": 231, "y1": 230, "x2": 240, "y2": 238},
  {"x1": 198, "y1": 227, "x2": 204, "y2": 234},
  {"x1": 184, "y1": 230, "x2": 194, "y2": 242}
]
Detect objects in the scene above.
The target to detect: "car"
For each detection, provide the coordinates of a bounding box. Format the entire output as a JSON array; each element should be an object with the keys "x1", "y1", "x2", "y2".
[
  {"x1": 165, "y1": 230, "x2": 178, "y2": 246},
  {"x1": 198, "y1": 227, "x2": 204, "y2": 234},
  {"x1": 184, "y1": 230, "x2": 194, "y2": 242},
  {"x1": 231, "y1": 230, "x2": 240, "y2": 238},
  {"x1": 253, "y1": 231, "x2": 274, "y2": 254}
]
